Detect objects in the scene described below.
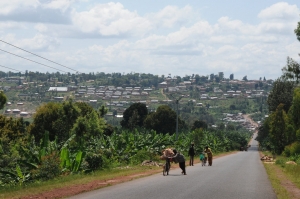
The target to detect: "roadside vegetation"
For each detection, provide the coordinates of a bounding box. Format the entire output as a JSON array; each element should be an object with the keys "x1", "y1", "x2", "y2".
[
  {"x1": 0, "y1": 94, "x2": 252, "y2": 196},
  {"x1": 256, "y1": 21, "x2": 300, "y2": 198}
]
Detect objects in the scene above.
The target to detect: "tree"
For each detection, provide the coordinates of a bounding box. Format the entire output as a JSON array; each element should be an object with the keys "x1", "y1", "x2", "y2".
[
  {"x1": 191, "y1": 120, "x2": 208, "y2": 130},
  {"x1": 75, "y1": 102, "x2": 94, "y2": 117},
  {"x1": 288, "y1": 87, "x2": 300, "y2": 130},
  {"x1": 267, "y1": 78, "x2": 294, "y2": 113},
  {"x1": 144, "y1": 105, "x2": 177, "y2": 134},
  {"x1": 226, "y1": 123, "x2": 235, "y2": 131},
  {"x1": 294, "y1": 21, "x2": 300, "y2": 42},
  {"x1": 230, "y1": 74, "x2": 234, "y2": 80},
  {"x1": 210, "y1": 74, "x2": 214, "y2": 81},
  {"x1": 242, "y1": 76, "x2": 248, "y2": 81},
  {"x1": 28, "y1": 99, "x2": 81, "y2": 143},
  {"x1": 120, "y1": 103, "x2": 148, "y2": 129},
  {"x1": 71, "y1": 110, "x2": 106, "y2": 146},
  {"x1": 282, "y1": 57, "x2": 300, "y2": 84},
  {"x1": 0, "y1": 91, "x2": 7, "y2": 110},
  {"x1": 269, "y1": 103, "x2": 289, "y2": 154},
  {"x1": 98, "y1": 105, "x2": 108, "y2": 117}
]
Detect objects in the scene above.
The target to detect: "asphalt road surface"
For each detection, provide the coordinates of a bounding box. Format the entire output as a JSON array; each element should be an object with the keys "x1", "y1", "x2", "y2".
[{"x1": 69, "y1": 134, "x2": 276, "y2": 199}]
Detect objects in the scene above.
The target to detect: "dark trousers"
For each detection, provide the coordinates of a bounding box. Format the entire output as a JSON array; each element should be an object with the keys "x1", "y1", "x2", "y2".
[
  {"x1": 208, "y1": 156, "x2": 212, "y2": 166},
  {"x1": 189, "y1": 155, "x2": 194, "y2": 166},
  {"x1": 179, "y1": 162, "x2": 186, "y2": 174}
]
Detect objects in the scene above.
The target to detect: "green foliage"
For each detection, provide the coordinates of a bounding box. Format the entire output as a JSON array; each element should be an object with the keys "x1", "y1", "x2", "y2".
[
  {"x1": 191, "y1": 120, "x2": 207, "y2": 130},
  {"x1": 0, "y1": 116, "x2": 27, "y2": 142},
  {"x1": 32, "y1": 153, "x2": 60, "y2": 181},
  {"x1": 282, "y1": 57, "x2": 300, "y2": 84},
  {"x1": 120, "y1": 103, "x2": 148, "y2": 129},
  {"x1": 144, "y1": 105, "x2": 178, "y2": 134},
  {"x1": 60, "y1": 147, "x2": 86, "y2": 173},
  {"x1": 84, "y1": 153, "x2": 103, "y2": 170},
  {"x1": 267, "y1": 78, "x2": 294, "y2": 113},
  {"x1": 275, "y1": 158, "x2": 286, "y2": 168},
  {"x1": 295, "y1": 21, "x2": 300, "y2": 42},
  {"x1": 0, "y1": 91, "x2": 7, "y2": 110},
  {"x1": 0, "y1": 165, "x2": 30, "y2": 186},
  {"x1": 283, "y1": 141, "x2": 300, "y2": 157},
  {"x1": 269, "y1": 104, "x2": 289, "y2": 154},
  {"x1": 130, "y1": 150, "x2": 155, "y2": 165},
  {"x1": 288, "y1": 87, "x2": 300, "y2": 132}
]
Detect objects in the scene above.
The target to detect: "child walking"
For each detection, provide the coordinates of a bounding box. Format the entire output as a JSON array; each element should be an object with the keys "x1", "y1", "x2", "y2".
[{"x1": 200, "y1": 152, "x2": 206, "y2": 166}]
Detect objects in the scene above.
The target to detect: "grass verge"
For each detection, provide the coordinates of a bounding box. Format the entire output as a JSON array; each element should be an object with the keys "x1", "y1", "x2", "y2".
[
  {"x1": 261, "y1": 151, "x2": 300, "y2": 199},
  {"x1": 0, "y1": 166, "x2": 161, "y2": 199},
  {"x1": 263, "y1": 163, "x2": 291, "y2": 199}
]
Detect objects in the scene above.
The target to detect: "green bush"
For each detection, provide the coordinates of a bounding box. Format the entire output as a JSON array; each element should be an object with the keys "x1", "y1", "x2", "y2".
[
  {"x1": 85, "y1": 153, "x2": 103, "y2": 170},
  {"x1": 32, "y1": 153, "x2": 60, "y2": 181},
  {"x1": 283, "y1": 141, "x2": 300, "y2": 157},
  {"x1": 289, "y1": 153, "x2": 300, "y2": 164},
  {"x1": 275, "y1": 158, "x2": 286, "y2": 168},
  {"x1": 130, "y1": 150, "x2": 154, "y2": 165}
]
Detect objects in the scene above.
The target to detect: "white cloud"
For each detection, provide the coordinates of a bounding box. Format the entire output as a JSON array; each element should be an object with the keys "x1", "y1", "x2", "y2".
[
  {"x1": 258, "y1": 2, "x2": 299, "y2": 21},
  {"x1": 257, "y1": 2, "x2": 299, "y2": 34},
  {"x1": 0, "y1": 0, "x2": 38, "y2": 15},
  {"x1": 41, "y1": 0, "x2": 74, "y2": 11},
  {"x1": 1, "y1": 34, "x2": 59, "y2": 52},
  {"x1": 71, "y1": 2, "x2": 152, "y2": 36},
  {"x1": 35, "y1": 24, "x2": 48, "y2": 33},
  {"x1": 148, "y1": 5, "x2": 195, "y2": 28},
  {"x1": 0, "y1": 1, "x2": 300, "y2": 80}
]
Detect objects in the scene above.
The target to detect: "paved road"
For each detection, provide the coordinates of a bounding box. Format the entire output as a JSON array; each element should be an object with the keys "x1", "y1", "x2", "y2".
[{"x1": 69, "y1": 135, "x2": 276, "y2": 199}]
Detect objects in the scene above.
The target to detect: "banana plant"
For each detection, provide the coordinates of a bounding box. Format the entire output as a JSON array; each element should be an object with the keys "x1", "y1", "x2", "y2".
[
  {"x1": 60, "y1": 147, "x2": 85, "y2": 173},
  {"x1": 0, "y1": 165, "x2": 30, "y2": 186}
]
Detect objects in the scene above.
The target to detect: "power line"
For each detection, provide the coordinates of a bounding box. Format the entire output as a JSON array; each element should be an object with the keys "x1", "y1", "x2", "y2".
[
  {"x1": 0, "y1": 39, "x2": 82, "y2": 74},
  {"x1": 0, "y1": 64, "x2": 22, "y2": 72},
  {"x1": 0, "y1": 48, "x2": 68, "y2": 73}
]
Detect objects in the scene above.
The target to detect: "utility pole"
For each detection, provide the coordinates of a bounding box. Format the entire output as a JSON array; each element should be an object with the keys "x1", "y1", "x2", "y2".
[{"x1": 170, "y1": 93, "x2": 183, "y2": 140}]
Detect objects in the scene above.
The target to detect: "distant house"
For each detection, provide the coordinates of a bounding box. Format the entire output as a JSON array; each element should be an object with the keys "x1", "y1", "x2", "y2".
[
  {"x1": 183, "y1": 81, "x2": 192, "y2": 85},
  {"x1": 48, "y1": 87, "x2": 68, "y2": 92},
  {"x1": 158, "y1": 82, "x2": 168, "y2": 88},
  {"x1": 20, "y1": 112, "x2": 29, "y2": 116},
  {"x1": 54, "y1": 97, "x2": 64, "y2": 101},
  {"x1": 12, "y1": 109, "x2": 21, "y2": 114}
]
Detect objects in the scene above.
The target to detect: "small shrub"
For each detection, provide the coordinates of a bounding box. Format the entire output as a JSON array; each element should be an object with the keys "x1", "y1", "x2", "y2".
[
  {"x1": 275, "y1": 158, "x2": 286, "y2": 168},
  {"x1": 85, "y1": 153, "x2": 103, "y2": 170},
  {"x1": 283, "y1": 141, "x2": 300, "y2": 157},
  {"x1": 130, "y1": 150, "x2": 154, "y2": 165},
  {"x1": 33, "y1": 153, "x2": 60, "y2": 181}
]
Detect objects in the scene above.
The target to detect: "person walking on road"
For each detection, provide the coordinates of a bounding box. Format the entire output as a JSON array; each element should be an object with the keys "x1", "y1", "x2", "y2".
[
  {"x1": 200, "y1": 152, "x2": 206, "y2": 166},
  {"x1": 204, "y1": 146, "x2": 213, "y2": 166},
  {"x1": 172, "y1": 149, "x2": 186, "y2": 175},
  {"x1": 188, "y1": 142, "x2": 195, "y2": 166}
]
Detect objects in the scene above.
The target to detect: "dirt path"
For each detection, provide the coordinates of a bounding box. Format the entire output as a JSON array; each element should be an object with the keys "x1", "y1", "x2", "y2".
[{"x1": 160, "y1": 88, "x2": 167, "y2": 100}]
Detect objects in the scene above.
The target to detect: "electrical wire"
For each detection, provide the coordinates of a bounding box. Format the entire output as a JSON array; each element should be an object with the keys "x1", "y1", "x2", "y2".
[
  {"x1": 0, "y1": 64, "x2": 22, "y2": 72},
  {"x1": 0, "y1": 39, "x2": 82, "y2": 74},
  {"x1": 0, "y1": 48, "x2": 68, "y2": 73}
]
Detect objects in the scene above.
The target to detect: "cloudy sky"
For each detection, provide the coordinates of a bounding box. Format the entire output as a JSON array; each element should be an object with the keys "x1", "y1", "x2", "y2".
[{"x1": 0, "y1": 0, "x2": 300, "y2": 80}]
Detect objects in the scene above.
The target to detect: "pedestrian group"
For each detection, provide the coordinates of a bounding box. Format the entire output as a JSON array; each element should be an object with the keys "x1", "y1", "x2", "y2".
[{"x1": 163, "y1": 142, "x2": 213, "y2": 176}]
